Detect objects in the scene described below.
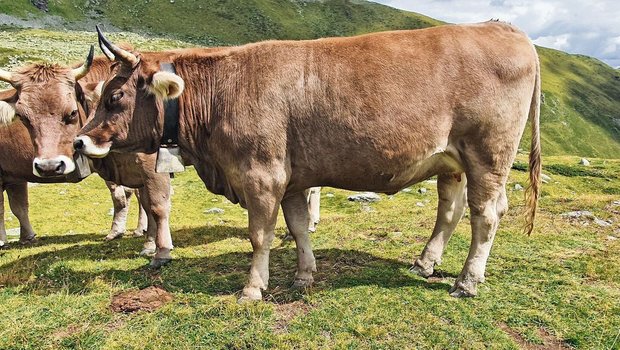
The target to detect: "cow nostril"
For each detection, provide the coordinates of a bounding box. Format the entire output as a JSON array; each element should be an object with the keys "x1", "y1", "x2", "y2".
[
  {"x1": 34, "y1": 162, "x2": 43, "y2": 173},
  {"x1": 56, "y1": 160, "x2": 65, "y2": 173},
  {"x1": 73, "y1": 139, "x2": 84, "y2": 151}
]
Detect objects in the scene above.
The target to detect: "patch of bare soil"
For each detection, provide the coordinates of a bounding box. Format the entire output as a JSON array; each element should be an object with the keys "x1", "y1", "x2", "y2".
[
  {"x1": 499, "y1": 323, "x2": 572, "y2": 350},
  {"x1": 52, "y1": 324, "x2": 83, "y2": 340},
  {"x1": 273, "y1": 301, "x2": 312, "y2": 334},
  {"x1": 110, "y1": 286, "x2": 173, "y2": 313}
]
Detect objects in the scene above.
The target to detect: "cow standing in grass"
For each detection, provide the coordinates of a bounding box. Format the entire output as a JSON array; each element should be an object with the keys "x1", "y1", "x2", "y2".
[
  {"x1": 0, "y1": 51, "x2": 173, "y2": 266},
  {"x1": 0, "y1": 82, "x2": 146, "y2": 246},
  {"x1": 77, "y1": 22, "x2": 541, "y2": 300}
]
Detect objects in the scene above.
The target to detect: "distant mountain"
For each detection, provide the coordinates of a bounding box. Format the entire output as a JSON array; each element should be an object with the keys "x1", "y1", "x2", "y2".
[{"x1": 0, "y1": 0, "x2": 618, "y2": 158}]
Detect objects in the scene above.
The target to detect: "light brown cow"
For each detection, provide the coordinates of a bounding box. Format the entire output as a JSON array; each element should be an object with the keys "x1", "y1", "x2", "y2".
[
  {"x1": 78, "y1": 22, "x2": 541, "y2": 300},
  {"x1": 0, "y1": 87, "x2": 146, "y2": 246},
  {"x1": 0, "y1": 52, "x2": 173, "y2": 267}
]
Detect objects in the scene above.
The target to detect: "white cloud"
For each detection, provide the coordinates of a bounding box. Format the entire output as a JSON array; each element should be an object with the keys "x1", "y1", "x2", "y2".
[{"x1": 373, "y1": 0, "x2": 620, "y2": 67}]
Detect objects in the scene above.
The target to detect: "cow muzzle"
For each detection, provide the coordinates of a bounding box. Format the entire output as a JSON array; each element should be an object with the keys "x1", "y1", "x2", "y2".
[
  {"x1": 73, "y1": 135, "x2": 110, "y2": 158},
  {"x1": 33, "y1": 156, "x2": 75, "y2": 177}
]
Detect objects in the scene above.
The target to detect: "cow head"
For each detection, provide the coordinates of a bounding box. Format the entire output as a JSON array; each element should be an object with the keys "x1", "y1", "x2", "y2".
[
  {"x1": 0, "y1": 47, "x2": 94, "y2": 177},
  {"x1": 75, "y1": 27, "x2": 184, "y2": 158}
]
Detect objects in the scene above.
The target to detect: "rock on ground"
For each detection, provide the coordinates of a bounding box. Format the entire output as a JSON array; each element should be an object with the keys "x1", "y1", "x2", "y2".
[
  {"x1": 579, "y1": 158, "x2": 590, "y2": 166},
  {"x1": 205, "y1": 208, "x2": 225, "y2": 214},
  {"x1": 348, "y1": 192, "x2": 381, "y2": 202}
]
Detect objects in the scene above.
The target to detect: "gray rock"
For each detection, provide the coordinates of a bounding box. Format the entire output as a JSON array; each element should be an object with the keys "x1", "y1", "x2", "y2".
[
  {"x1": 418, "y1": 188, "x2": 427, "y2": 194},
  {"x1": 416, "y1": 202, "x2": 425, "y2": 207},
  {"x1": 579, "y1": 158, "x2": 590, "y2": 166},
  {"x1": 541, "y1": 173, "x2": 552, "y2": 184},
  {"x1": 401, "y1": 188, "x2": 412, "y2": 193},
  {"x1": 561, "y1": 210, "x2": 594, "y2": 219},
  {"x1": 607, "y1": 235, "x2": 618, "y2": 241},
  {"x1": 514, "y1": 184, "x2": 524, "y2": 191},
  {"x1": 325, "y1": 193, "x2": 335, "y2": 198},
  {"x1": 612, "y1": 200, "x2": 620, "y2": 206},
  {"x1": 594, "y1": 218, "x2": 612, "y2": 227},
  {"x1": 6, "y1": 228, "x2": 20, "y2": 238},
  {"x1": 205, "y1": 208, "x2": 225, "y2": 214},
  {"x1": 348, "y1": 192, "x2": 381, "y2": 202}
]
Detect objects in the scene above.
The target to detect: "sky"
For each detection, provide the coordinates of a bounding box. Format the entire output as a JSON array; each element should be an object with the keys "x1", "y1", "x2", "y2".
[{"x1": 374, "y1": 0, "x2": 620, "y2": 68}]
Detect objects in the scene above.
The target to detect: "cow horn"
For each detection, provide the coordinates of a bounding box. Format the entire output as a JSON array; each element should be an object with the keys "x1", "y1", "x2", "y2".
[
  {"x1": 96, "y1": 25, "x2": 139, "y2": 66},
  {"x1": 72, "y1": 45, "x2": 95, "y2": 81},
  {"x1": 0, "y1": 68, "x2": 14, "y2": 86}
]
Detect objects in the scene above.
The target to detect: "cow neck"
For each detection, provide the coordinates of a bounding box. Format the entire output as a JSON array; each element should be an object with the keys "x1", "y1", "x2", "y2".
[{"x1": 159, "y1": 63, "x2": 180, "y2": 147}]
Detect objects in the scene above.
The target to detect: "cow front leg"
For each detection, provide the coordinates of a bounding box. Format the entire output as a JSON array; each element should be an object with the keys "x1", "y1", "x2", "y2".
[
  {"x1": 137, "y1": 189, "x2": 157, "y2": 257},
  {"x1": 412, "y1": 173, "x2": 467, "y2": 277},
  {"x1": 133, "y1": 189, "x2": 148, "y2": 237},
  {"x1": 282, "y1": 191, "x2": 317, "y2": 288},
  {"x1": 6, "y1": 183, "x2": 36, "y2": 243},
  {"x1": 0, "y1": 188, "x2": 6, "y2": 247},
  {"x1": 450, "y1": 174, "x2": 507, "y2": 297},
  {"x1": 307, "y1": 187, "x2": 321, "y2": 232},
  {"x1": 104, "y1": 181, "x2": 130, "y2": 240},
  {"x1": 240, "y1": 173, "x2": 283, "y2": 302},
  {"x1": 142, "y1": 176, "x2": 173, "y2": 268}
]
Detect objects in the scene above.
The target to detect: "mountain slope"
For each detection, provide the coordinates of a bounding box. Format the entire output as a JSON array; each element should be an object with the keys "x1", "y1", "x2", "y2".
[{"x1": 0, "y1": 0, "x2": 618, "y2": 158}]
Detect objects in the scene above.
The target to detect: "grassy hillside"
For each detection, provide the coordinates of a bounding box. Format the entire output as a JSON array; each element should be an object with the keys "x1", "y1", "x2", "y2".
[
  {"x1": 0, "y1": 156, "x2": 619, "y2": 348},
  {"x1": 0, "y1": 0, "x2": 619, "y2": 157}
]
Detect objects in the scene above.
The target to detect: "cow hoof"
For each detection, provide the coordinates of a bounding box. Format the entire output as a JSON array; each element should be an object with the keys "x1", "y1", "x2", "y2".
[
  {"x1": 140, "y1": 248, "x2": 156, "y2": 256},
  {"x1": 282, "y1": 233, "x2": 294, "y2": 241},
  {"x1": 410, "y1": 260, "x2": 434, "y2": 278},
  {"x1": 104, "y1": 231, "x2": 124, "y2": 241},
  {"x1": 292, "y1": 277, "x2": 314, "y2": 289},
  {"x1": 132, "y1": 230, "x2": 145, "y2": 238},
  {"x1": 449, "y1": 280, "x2": 477, "y2": 298},
  {"x1": 19, "y1": 234, "x2": 36, "y2": 245},
  {"x1": 149, "y1": 258, "x2": 172, "y2": 269},
  {"x1": 238, "y1": 287, "x2": 263, "y2": 303}
]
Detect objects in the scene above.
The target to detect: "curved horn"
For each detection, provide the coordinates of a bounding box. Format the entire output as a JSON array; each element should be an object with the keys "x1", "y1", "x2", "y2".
[
  {"x1": 0, "y1": 68, "x2": 14, "y2": 86},
  {"x1": 72, "y1": 45, "x2": 95, "y2": 81},
  {"x1": 96, "y1": 25, "x2": 139, "y2": 66}
]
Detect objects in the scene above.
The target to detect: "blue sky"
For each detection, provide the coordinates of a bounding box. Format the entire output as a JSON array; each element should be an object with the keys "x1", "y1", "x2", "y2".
[{"x1": 374, "y1": 0, "x2": 620, "y2": 68}]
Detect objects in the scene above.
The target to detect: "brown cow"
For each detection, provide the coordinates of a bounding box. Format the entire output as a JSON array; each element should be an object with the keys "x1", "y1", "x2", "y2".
[
  {"x1": 78, "y1": 22, "x2": 541, "y2": 300},
  {"x1": 0, "y1": 52, "x2": 173, "y2": 267},
  {"x1": 0, "y1": 87, "x2": 145, "y2": 246}
]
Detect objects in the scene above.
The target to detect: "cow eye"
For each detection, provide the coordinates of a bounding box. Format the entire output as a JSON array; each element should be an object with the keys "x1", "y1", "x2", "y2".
[
  {"x1": 111, "y1": 91, "x2": 124, "y2": 102},
  {"x1": 64, "y1": 110, "x2": 79, "y2": 124}
]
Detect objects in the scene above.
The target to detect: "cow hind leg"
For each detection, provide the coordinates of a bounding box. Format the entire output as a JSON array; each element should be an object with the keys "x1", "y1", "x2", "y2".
[
  {"x1": 412, "y1": 173, "x2": 467, "y2": 277},
  {"x1": 6, "y1": 183, "x2": 36, "y2": 243},
  {"x1": 104, "y1": 181, "x2": 130, "y2": 241},
  {"x1": 282, "y1": 191, "x2": 317, "y2": 288},
  {"x1": 307, "y1": 187, "x2": 321, "y2": 232},
  {"x1": 450, "y1": 163, "x2": 510, "y2": 298}
]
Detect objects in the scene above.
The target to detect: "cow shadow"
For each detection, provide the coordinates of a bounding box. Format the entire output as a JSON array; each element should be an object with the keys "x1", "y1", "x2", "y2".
[{"x1": 0, "y1": 226, "x2": 453, "y2": 300}]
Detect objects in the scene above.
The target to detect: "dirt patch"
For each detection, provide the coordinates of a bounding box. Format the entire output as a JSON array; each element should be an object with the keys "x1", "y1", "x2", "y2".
[
  {"x1": 52, "y1": 324, "x2": 83, "y2": 340},
  {"x1": 499, "y1": 323, "x2": 572, "y2": 350},
  {"x1": 273, "y1": 301, "x2": 312, "y2": 334},
  {"x1": 110, "y1": 286, "x2": 173, "y2": 313}
]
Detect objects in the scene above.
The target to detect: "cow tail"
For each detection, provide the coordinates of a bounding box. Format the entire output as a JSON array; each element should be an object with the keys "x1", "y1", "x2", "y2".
[{"x1": 524, "y1": 52, "x2": 541, "y2": 236}]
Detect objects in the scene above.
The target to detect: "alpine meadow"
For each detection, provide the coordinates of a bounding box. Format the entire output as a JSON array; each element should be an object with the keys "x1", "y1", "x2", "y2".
[{"x1": 0, "y1": 1, "x2": 618, "y2": 349}]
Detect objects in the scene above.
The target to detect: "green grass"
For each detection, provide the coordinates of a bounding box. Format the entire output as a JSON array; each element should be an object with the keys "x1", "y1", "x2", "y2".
[{"x1": 1, "y1": 155, "x2": 619, "y2": 349}]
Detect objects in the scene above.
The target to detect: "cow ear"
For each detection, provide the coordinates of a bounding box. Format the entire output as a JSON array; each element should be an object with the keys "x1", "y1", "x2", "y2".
[
  {"x1": 148, "y1": 71, "x2": 184, "y2": 100},
  {"x1": 0, "y1": 100, "x2": 16, "y2": 125},
  {"x1": 83, "y1": 81, "x2": 105, "y2": 103}
]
